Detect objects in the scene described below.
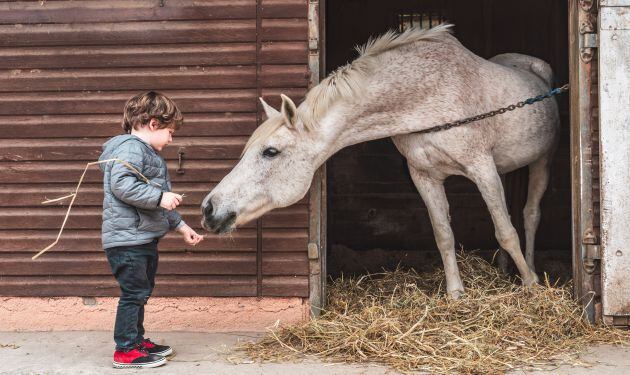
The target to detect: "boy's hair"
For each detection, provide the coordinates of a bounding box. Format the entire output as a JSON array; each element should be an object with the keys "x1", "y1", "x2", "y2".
[{"x1": 122, "y1": 91, "x2": 183, "y2": 133}]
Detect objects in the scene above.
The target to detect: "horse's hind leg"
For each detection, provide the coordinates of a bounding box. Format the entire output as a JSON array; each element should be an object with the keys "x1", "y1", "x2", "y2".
[
  {"x1": 408, "y1": 167, "x2": 465, "y2": 299},
  {"x1": 523, "y1": 154, "x2": 552, "y2": 273},
  {"x1": 468, "y1": 157, "x2": 539, "y2": 286}
]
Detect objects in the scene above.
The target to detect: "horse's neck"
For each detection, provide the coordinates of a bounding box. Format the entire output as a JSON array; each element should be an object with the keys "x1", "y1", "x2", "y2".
[
  {"x1": 314, "y1": 101, "x2": 433, "y2": 159},
  {"x1": 310, "y1": 41, "x2": 487, "y2": 160}
]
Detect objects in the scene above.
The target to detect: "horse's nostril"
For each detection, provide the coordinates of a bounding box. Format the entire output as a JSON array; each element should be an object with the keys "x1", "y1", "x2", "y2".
[{"x1": 203, "y1": 200, "x2": 214, "y2": 217}]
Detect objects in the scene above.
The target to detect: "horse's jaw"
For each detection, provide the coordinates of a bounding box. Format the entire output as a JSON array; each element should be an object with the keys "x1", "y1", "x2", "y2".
[{"x1": 234, "y1": 203, "x2": 274, "y2": 228}]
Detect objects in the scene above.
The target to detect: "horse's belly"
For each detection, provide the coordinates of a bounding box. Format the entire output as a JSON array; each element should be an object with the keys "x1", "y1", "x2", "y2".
[
  {"x1": 493, "y1": 148, "x2": 540, "y2": 174},
  {"x1": 492, "y1": 126, "x2": 556, "y2": 173},
  {"x1": 395, "y1": 130, "x2": 555, "y2": 177}
]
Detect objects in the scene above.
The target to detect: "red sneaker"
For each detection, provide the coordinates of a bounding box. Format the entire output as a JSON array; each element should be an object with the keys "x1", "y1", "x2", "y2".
[
  {"x1": 140, "y1": 338, "x2": 173, "y2": 356},
  {"x1": 112, "y1": 348, "x2": 166, "y2": 369}
]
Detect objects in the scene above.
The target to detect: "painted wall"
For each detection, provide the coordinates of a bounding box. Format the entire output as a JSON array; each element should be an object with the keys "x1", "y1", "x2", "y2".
[{"x1": 0, "y1": 297, "x2": 308, "y2": 332}]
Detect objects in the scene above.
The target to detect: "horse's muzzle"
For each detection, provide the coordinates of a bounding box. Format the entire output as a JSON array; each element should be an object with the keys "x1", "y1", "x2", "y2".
[
  {"x1": 201, "y1": 202, "x2": 236, "y2": 234},
  {"x1": 203, "y1": 200, "x2": 214, "y2": 218}
]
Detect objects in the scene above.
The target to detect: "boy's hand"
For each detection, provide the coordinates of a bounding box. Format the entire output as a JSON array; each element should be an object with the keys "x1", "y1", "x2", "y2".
[
  {"x1": 160, "y1": 192, "x2": 182, "y2": 211},
  {"x1": 177, "y1": 224, "x2": 204, "y2": 246}
]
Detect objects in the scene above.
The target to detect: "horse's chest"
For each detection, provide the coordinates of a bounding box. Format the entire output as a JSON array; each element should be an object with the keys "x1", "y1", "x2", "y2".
[{"x1": 393, "y1": 136, "x2": 470, "y2": 176}]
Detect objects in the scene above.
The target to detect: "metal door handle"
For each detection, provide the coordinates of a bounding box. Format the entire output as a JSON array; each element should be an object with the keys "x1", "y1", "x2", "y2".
[{"x1": 177, "y1": 147, "x2": 185, "y2": 174}]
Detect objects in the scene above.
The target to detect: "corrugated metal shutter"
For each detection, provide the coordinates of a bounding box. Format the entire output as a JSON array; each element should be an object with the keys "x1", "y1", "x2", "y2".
[
  {"x1": 0, "y1": 0, "x2": 310, "y2": 297},
  {"x1": 259, "y1": 0, "x2": 310, "y2": 297}
]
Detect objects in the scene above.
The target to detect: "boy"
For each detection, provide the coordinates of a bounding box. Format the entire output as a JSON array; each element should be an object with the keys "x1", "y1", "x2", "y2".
[{"x1": 99, "y1": 91, "x2": 204, "y2": 368}]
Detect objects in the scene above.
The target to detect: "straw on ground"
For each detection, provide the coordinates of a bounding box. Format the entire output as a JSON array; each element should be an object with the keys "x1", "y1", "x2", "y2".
[{"x1": 242, "y1": 252, "x2": 630, "y2": 374}]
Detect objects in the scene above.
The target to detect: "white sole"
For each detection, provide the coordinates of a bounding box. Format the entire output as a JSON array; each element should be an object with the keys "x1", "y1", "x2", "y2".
[
  {"x1": 112, "y1": 356, "x2": 166, "y2": 369},
  {"x1": 152, "y1": 347, "x2": 173, "y2": 357}
]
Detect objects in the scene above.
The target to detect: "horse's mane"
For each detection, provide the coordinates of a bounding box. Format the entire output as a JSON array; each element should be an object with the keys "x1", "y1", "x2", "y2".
[
  {"x1": 243, "y1": 24, "x2": 454, "y2": 154},
  {"x1": 301, "y1": 23, "x2": 454, "y2": 127}
]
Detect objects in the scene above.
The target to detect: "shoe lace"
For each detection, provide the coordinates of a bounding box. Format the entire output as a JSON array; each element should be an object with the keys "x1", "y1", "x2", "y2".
[{"x1": 135, "y1": 342, "x2": 151, "y2": 353}]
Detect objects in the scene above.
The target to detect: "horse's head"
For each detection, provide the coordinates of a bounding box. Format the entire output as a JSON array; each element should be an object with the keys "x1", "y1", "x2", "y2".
[{"x1": 201, "y1": 94, "x2": 319, "y2": 234}]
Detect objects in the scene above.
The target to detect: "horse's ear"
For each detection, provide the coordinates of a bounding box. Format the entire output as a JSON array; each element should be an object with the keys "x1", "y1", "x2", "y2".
[
  {"x1": 280, "y1": 94, "x2": 297, "y2": 128},
  {"x1": 259, "y1": 97, "x2": 279, "y2": 120}
]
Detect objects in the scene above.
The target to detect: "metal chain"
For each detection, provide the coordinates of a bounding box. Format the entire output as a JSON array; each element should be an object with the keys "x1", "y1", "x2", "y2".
[{"x1": 412, "y1": 84, "x2": 569, "y2": 135}]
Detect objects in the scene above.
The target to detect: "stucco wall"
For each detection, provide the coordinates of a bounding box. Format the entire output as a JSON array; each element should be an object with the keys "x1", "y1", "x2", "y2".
[{"x1": 0, "y1": 297, "x2": 309, "y2": 332}]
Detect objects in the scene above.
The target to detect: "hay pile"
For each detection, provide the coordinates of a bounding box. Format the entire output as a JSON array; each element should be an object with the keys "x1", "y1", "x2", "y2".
[{"x1": 242, "y1": 252, "x2": 630, "y2": 374}]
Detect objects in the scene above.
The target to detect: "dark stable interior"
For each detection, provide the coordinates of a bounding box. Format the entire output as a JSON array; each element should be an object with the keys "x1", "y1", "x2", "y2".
[{"x1": 325, "y1": 0, "x2": 571, "y2": 281}]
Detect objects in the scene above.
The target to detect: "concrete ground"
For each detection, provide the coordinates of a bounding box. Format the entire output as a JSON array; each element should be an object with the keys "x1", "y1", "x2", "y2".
[{"x1": 1, "y1": 331, "x2": 629, "y2": 375}]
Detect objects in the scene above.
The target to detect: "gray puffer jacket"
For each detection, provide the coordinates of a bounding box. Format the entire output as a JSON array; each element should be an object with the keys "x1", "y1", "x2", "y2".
[{"x1": 99, "y1": 134, "x2": 184, "y2": 249}]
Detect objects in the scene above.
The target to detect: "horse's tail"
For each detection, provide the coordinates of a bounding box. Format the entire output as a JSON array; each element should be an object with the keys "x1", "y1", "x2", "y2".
[{"x1": 489, "y1": 53, "x2": 554, "y2": 88}]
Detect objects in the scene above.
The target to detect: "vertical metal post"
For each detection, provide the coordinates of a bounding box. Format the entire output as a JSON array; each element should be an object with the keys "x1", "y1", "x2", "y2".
[{"x1": 569, "y1": 0, "x2": 600, "y2": 323}]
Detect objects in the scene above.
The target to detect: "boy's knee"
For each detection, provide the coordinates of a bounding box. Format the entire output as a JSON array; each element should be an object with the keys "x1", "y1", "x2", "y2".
[{"x1": 120, "y1": 290, "x2": 152, "y2": 305}]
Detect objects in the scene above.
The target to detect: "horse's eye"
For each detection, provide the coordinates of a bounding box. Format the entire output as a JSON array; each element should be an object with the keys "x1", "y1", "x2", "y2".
[{"x1": 262, "y1": 147, "x2": 281, "y2": 158}]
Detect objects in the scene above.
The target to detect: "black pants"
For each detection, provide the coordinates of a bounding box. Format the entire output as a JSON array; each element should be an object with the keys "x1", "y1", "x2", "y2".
[{"x1": 105, "y1": 241, "x2": 159, "y2": 351}]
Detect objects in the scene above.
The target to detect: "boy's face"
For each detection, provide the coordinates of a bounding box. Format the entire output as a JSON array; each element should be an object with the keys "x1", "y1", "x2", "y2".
[{"x1": 149, "y1": 119, "x2": 174, "y2": 151}]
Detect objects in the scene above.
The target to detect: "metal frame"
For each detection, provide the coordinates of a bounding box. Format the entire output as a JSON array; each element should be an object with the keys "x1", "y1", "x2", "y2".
[
  {"x1": 569, "y1": 0, "x2": 601, "y2": 323},
  {"x1": 308, "y1": 0, "x2": 327, "y2": 317}
]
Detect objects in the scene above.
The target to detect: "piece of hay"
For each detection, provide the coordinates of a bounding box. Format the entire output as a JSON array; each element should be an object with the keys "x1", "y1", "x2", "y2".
[
  {"x1": 241, "y1": 252, "x2": 630, "y2": 374},
  {"x1": 32, "y1": 158, "x2": 158, "y2": 260}
]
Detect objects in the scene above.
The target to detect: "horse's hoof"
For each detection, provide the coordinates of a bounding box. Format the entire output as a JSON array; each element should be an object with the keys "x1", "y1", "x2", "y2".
[{"x1": 448, "y1": 289, "x2": 465, "y2": 300}]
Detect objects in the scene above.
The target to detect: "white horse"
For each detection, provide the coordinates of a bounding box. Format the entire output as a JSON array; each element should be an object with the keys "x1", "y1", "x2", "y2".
[{"x1": 201, "y1": 25, "x2": 559, "y2": 299}]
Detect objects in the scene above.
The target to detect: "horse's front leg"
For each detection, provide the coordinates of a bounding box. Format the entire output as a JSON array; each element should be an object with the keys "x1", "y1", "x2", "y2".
[
  {"x1": 468, "y1": 157, "x2": 539, "y2": 286},
  {"x1": 409, "y1": 167, "x2": 465, "y2": 299}
]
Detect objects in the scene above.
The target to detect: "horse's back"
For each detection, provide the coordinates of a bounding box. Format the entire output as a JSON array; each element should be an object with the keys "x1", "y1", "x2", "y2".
[{"x1": 489, "y1": 53, "x2": 554, "y2": 88}]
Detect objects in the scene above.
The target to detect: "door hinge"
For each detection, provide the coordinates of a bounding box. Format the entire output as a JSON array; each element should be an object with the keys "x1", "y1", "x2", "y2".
[
  {"x1": 580, "y1": 33, "x2": 598, "y2": 63},
  {"x1": 579, "y1": 18, "x2": 598, "y2": 63},
  {"x1": 308, "y1": 1, "x2": 319, "y2": 51},
  {"x1": 580, "y1": 0, "x2": 595, "y2": 11},
  {"x1": 308, "y1": 242, "x2": 319, "y2": 260},
  {"x1": 583, "y1": 229, "x2": 601, "y2": 274},
  {"x1": 582, "y1": 32, "x2": 598, "y2": 48}
]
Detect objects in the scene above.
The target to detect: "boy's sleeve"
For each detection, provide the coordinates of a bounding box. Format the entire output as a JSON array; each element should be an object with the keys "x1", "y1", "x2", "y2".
[
  {"x1": 164, "y1": 168, "x2": 185, "y2": 230},
  {"x1": 110, "y1": 142, "x2": 163, "y2": 210},
  {"x1": 167, "y1": 210, "x2": 185, "y2": 230}
]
